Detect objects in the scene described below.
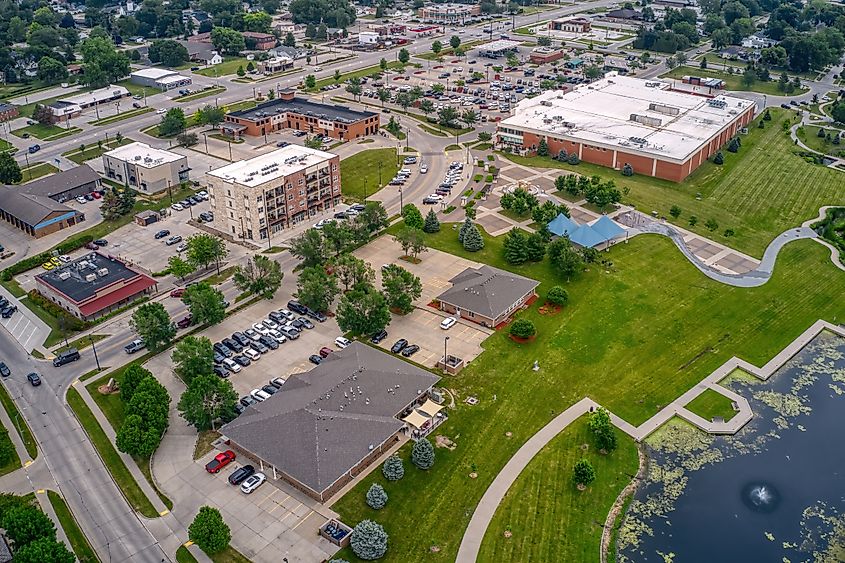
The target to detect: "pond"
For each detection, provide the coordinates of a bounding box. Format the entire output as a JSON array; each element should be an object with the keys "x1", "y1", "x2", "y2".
[{"x1": 617, "y1": 331, "x2": 845, "y2": 563}]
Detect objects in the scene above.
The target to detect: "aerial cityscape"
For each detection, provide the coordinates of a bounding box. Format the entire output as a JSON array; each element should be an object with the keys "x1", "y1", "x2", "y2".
[{"x1": 0, "y1": 0, "x2": 843, "y2": 561}]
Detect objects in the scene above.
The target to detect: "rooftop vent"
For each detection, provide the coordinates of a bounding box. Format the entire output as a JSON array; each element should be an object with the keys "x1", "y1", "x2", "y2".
[
  {"x1": 97, "y1": 267, "x2": 109, "y2": 277},
  {"x1": 58, "y1": 271, "x2": 71, "y2": 281},
  {"x1": 85, "y1": 273, "x2": 97, "y2": 282}
]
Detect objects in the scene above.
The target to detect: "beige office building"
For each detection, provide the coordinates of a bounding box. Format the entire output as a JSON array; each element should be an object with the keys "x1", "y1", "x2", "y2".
[
  {"x1": 206, "y1": 145, "x2": 341, "y2": 241},
  {"x1": 102, "y1": 142, "x2": 190, "y2": 195}
]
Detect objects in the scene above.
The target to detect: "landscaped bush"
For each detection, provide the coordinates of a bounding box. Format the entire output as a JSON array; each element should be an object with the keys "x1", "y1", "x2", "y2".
[
  {"x1": 366, "y1": 483, "x2": 388, "y2": 510},
  {"x1": 26, "y1": 290, "x2": 87, "y2": 331},
  {"x1": 382, "y1": 454, "x2": 405, "y2": 481},
  {"x1": 546, "y1": 286, "x2": 569, "y2": 306},
  {"x1": 509, "y1": 318, "x2": 536, "y2": 339},
  {"x1": 411, "y1": 438, "x2": 435, "y2": 470},
  {"x1": 350, "y1": 520, "x2": 389, "y2": 560}
]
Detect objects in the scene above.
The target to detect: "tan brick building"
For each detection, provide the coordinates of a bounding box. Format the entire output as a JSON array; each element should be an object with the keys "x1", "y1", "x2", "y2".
[
  {"x1": 206, "y1": 145, "x2": 341, "y2": 240},
  {"x1": 102, "y1": 142, "x2": 190, "y2": 195}
]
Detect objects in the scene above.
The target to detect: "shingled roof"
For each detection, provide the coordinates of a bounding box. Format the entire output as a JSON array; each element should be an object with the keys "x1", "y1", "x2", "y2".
[
  {"x1": 436, "y1": 265, "x2": 539, "y2": 320},
  {"x1": 221, "y1": 342, "x2": 439, "y2": 494}
]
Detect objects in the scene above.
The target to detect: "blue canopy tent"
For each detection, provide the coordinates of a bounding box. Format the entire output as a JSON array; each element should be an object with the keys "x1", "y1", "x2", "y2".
[
  {"x1": 590, "y1": 215, "x2": 626, "y2": 241},
  {"x1": 568, "y1": 224, "x2": 608, "y2": 248},
  {"x1": 547, "y1": 213, "x2": 578, "y2": 237}
]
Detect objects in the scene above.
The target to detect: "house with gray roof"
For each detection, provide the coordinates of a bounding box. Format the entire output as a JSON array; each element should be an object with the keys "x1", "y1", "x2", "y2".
[
  {"x1": 220, "y1": 342, "x2": 440, "y2": 501},
  {"x1": 436, "y1": 265, "x2": 539, "y2": 328}
]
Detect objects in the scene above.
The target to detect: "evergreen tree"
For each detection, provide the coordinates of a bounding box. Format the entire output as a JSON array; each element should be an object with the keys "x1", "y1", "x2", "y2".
[
  {"x1": 462, "y1": 222, "x2": 484, "y2": 252},
  {"x1": 537, "y1": 138, "x2": 548, "y2": 156},
  {"x1": 411, "y1": 438, "x2": 435, "y2": 469},
  {"x1": 350, "y1": 520, "x2": 388, "y2": 560},
  {"x1": 457, "y1": 217, "x2": 472, "y2": 244},
  {"x1": 568, "y1": 153, "x2": 580, "y2": 165},
  {"x1": 382, "y1": 454, "x2": 404, "y2": 481},
  {"x1": 621, "y1": 163, "x2": 633, "y2": 176},
  {"x1": 423, "y1": 209, "x2": 440, "y2": 233},
  {"x1": 503, "y1": 228, "x2": 529, "y2": 265},
  {"x1": 365, "y1": 483, "x2": 388, "y2": 510},
  {"x1": 526, "y1": 232, "x2": 546, "y2": 262}
]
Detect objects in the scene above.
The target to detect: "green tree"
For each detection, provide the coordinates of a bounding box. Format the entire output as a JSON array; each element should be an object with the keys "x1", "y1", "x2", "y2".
[
  {"x1": 509, "y1": 318, "x2": 536, "y2": 338},
  {"x1": 130, "y1": 302, "x2": 176, "y2": 352},
  {"x1": 402, "y1": 204, "x2": 424, "y2": 229},
  {"x1": 290, "y1": 228, "x2": 329, "y2": 268},
  {"x1": 669, "y1": 205, "x2": 682, "y2": 219},
  {"x1": 526, "y1": 232, "x2": 546, "y2": 262},
  {"x1": 127, "y1": 377, "x2": 169, "y2": 434},
  {"x1": 462, "y1": 222, "x2": 484, "y2": 251},
  {"x1": 195, "y1": 105, "x2": 226, "y2": 129},
  {"x1": 233, "y1": 255, "x2": 283, "y2": 299},
  {"x1": 705, "y1": 218, "x2": 719, "y2": 231},
  {"x1": 244, "y1": 11, "x2": 273, "y2": 32},
  {"x1": 321, "y1": 220, "x2": 354, "y2": 256},
  {"x1": 411, "y1": 438, "x2": 435, "y2": 469},
  {"x1": 336, "y1": 285, "x2": 391, "y2": 335},
  {"x1": 365, "y1": 483, "x2": 388, "y2": 510},
  {"x1": 438, "y1": 106, "x2": 459, "y2": 128},
  {"x1": 305, "y1": 22, "x2": 317, "y2": 38},
  {"x1": 12, "y1": 537, "x2": 74, "y2": 563},
  {"x1": 381, "y1": 265, "x2": 422, "y2": 314},
  {"x1": 689, "y1": 215, "x2": 699, "y2": 227},
  {"x1": 423, "y1": 209, "x2": 440, "y2": 233},
  {"x1": 181, "y1": 283, "x2": 225, "y2": 326},
  {"x1": 537, "y1": 138, "x2": 549, "y2": 157},
  {"x1": 284, "y1": 31, "x2": 296, "y2": 46},
  {"x1": 211, "y1": 26, "x2": 245, "y2": 54},
  {"x1": 167, "y1": 255, "x2": 194, "y2": 281},
  {"x1": 449, "y1": 35, "x2": 461, "y2": 50},
  {"x1": 178, "y1": 374, "x2": 238, "y2": 430},
  {"x1": 148, "y1": 39, "x2": 189, "y2": 67},
  {"x1": 345, "y1": 77, "x2": 363, "y2": 100},
  {"x1": 316, "y1": 22, "x2": 327, "y2": 40},
  {"x1": 382, "y1": 454, "x2": 404, "y2": 480},
  {"x1": 333, "y1": 254, "x2": 374, "y2": 291},
  {"x1": 159, "y1": 108, "x2": 187, "y2": 137},
  {"x1": 573, "y1": 458, "x2": 596, "y2": 488},
  {"x1": 503, "y1": 228, "x2": 529, "y2": 265},
  {"x1": 398, "y1": 47, "x2": 410, "y2": 64},
  {"x1": 172, "y1": 336, "x2": 214, "y2": 384},
  {"x1": 1, "y1": 505, "x2": 55, "y2": 547},
  {"x1": 432, "y1": 40, "x2": 442, "y2": 55},
  {"x1": 357, "y1": 201, "x2": 389, "y2": 233},
  {"x1": 588, "y1": 407, "x2": 617, "y2": 452},
  {"x1": 37, "y1": 56, "x2": 68, "y2": 84},
  {"x1": 393, "y1": 227, "x2": 428, "y2": 259},
  {"x1": 185, "y1": 233, "x2": 228, "y2": 273},
  {"x1": 120, "y1": 364, "x2": 152, "y2": 404},
  {"x1": 547, "y1": 237, "x2": 582, "y2": 280},
  {"x1": 189, "y1": 506, "x2": 231, "y2": 554},
  {"x1": 296, "y1": 266, "x2": 339, "y2": 312},
  {"x1": 236, "y1": 65, "x2": 246, "y2": 77},
  {"x1": 350, "y1": 520, "x2": 389, "y2": 560},
  {"x1": 116, "y1": 413, "x2": 160, "y2": 457},
  {"x1": 380, "y1": 57, "x2": 388, "y2": 71},
  {"x1": 713, "y1": 151, "x2": 724, "y2": 165},
  {"x1": 0, "y1": 153, "x2": 22, "y2": 184}
]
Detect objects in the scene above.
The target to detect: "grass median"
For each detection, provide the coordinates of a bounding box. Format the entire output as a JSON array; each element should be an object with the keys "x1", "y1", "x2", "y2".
[
  {"x1": 47, "y1": 490, "x2": 99, "y2": 563},
  {"x1": 339, "y1": 148, "x2": 399, "y2": 202},
  {"x1": 66, "y1": 386, "x2": 159, "y2": 518},
  {"x1": 0, "y1": 377, "x2": 37, "y2": 459}
]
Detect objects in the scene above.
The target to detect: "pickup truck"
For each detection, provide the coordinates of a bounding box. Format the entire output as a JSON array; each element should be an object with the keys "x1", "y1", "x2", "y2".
[{"x1": 124, "y1": 339, "x2": 145, "y2": 354}]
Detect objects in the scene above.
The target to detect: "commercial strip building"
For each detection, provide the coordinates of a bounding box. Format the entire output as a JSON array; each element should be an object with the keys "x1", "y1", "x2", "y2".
[
  {"x1": 220, "y1": 342, "x2": 441, "y2": 502},
  {"x1": 129, "y1": 68, "x2": 192, "y2": 91},
  {"x1": 47, "y1": 85, "x2": 130, "y2": 123},
  {"x1": 206, "y1": 145, "x2": 341, "y2": 239},
  {"x1": 222, "y1": 90, "x2": 379, "y2": 140},
  {"x1": 477, "y1": 39, "x2": 521, "y2": 58},
  {"x1": 35, "y1": 252, "x2": 157, "y2": 320},
  {"x1": 102, "y1": 142, "x2": 190, "y2": 195},
  {"x1": 549, "y1": 17, "x2": 592, "y2": 33},
  {"x1": 0, "y1": 165, "x2": 100, "y2": 238},
  {"x1": 496, "y1": 74, "x2": 756, "y2": 182},
  {"x1": 436, "y1": 265, "x2": 539, "y2": 328},
  {"x1": 418, "y1": 3, "x2": 481, "y2": 24},
  {"x1": 529, "y1": 47, "x2": 564, "y2": 64}
]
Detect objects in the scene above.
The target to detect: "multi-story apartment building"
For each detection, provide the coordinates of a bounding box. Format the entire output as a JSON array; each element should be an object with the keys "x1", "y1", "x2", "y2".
[{"x1": 206, "y1": 146, "x2": 341, "y2": 241}]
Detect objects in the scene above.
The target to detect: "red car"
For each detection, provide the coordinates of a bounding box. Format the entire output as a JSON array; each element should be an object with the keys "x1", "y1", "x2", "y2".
[
  {"x1": 205, "y1": 450, "x2": 236, "y2": 473},
  {"x1": 170, "y1": 288, "x2": 185, "y2": 298},
  {"x1": 91, "y1": 192, "x2": 102, "y2": 199},
  {"x1": 319, "y1": 346, "x2": 333, "y2": 358},
  {"x1": 176, "y1": 315, "x2": 192, "y2": 328}
]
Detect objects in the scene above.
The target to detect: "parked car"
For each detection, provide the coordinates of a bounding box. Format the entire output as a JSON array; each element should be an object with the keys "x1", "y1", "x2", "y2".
[
  {"x1": 251, "y1": 341, "x2": 268, "y2": 354},
  {"x1": 243, "y1": 347, "x2": 261, "y2": 361},
  {"x1": 268, "y1": 311, "x2": 287, "y2": 323},
  {"x1": 319, "y1": 346, "x2": 333, "y2": 358},
  {"x1": 287, "y1": 301, "x2": 308, "y2": 315},
  {"x1": 262, "y1": 318, "x2": 279, "y2": 330},
  {"x1": 213, "y1": 365, "x2": 229, "y2": 378},
  {"x1": 391, "y1": 339, "x2": 408, "y2": 354},
  {"x1": 205, "y1": 450, "x2": 236, "y2": 473},
  {"x1": 27, "y1": 372, "x2": 41, "y2": 386},
  {"x1": 176, "y1": 242, "x2": 188, "y2": 252},
  {"x1": 223, "y1": 358, "x2": 241, "y2": 373},
  {"x1": 440, "y1": 317, "x2": 457, "y2": 330},
  {"x1": 228, "y1": 464, "x2": 255, "y2": 485},
  {"x1": 28, "y1": 144, "x2": 40, "y2": 154},
  {"x1": 232, "y1": 332, "x2": 251, "y2": 346},
  {"x1": 213, "y1": 351, "x2": 225, "y2": 364},
  {"x1": 309, "y1": 354, "x2": 323, "y2": 365},
  {"x1": 165, "y1": 235, "x2": 182, "y2": 246},
  {"x1": 214, "y1": 342, "x2": 233, "y2": 357},
  {"x1": 261, "y1": 385, "x2": 278, "y2": 396},
  {"x1": 93, "y1": 239, "x2": 108, "y2": 247},
  {"x1": 259, "y1": 335, "x2": 278, "y2": 350},
  {"x1": 124, "y1": 339, "x2": 145, "y2": 354},
  {"x1": 240, "y1": 472, "x2": 266, "y2": 494},
  {"x1": 401, "y1": 344, "x2": 420, "y2": 357},
  {"x1": 223, "y1": 338, "x2": 243, "y2": 352},
  {"x1": 371, "y1": 330, "x2": 388, "y2": 344},
  {"x1": 269, "y1": 377, "x2": 286, "y2": 388},
  {"x1": 154, "y1": 229, "x2": 170, "y2": 239},
  {"x1": 250, "y1": 388, "x2": 270, "y2": 401},
  {"x1": 240, "y1": 395, "x2": 257, "y2": 407},
  {"x1": 234, "y1": 355, "x2": 251, "y2": 367},
  {"x1": 177, "y1": 315, "x2": 192, "y2": 329},
  {"x1": 53, "y1": 348, "x2": 81, "y2": 367},
  {"x1": 1, "y1": 305, "x2": 17, "y2": 318},
  {"x1": 334, "y1": 336, "x2": 351, "y2": 349},
  {"x1": 306, "y1": 309, "x2": 327, "y2": 322},
  {"x1": 0, "y1": 362, "x2": 10, "y2": 377},
  {"x1": 279, "y1": 327, "x2": 299, "y2": 340},
  {"x1": 170, "y1": 287, "x2": 185, "y2": 298},
  {"x1": 297, "y1": 317, "x2": 314, "y2": 329}
]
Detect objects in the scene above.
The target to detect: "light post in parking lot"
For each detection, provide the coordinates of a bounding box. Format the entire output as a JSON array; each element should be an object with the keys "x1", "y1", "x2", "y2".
[
  {"x1": 443, "y1": 336, "x2": 450, "y2": 373},
  {"x1": 166, "y1": 180, "x2": 173, "y2": 205},
  {"x1": 399, "y1": 185, "x2": 403, "y2": 208},
  {"x1": 90, "y1": 335, "x2": 101, "y2": 372},
  {"x1": 203, "y1": 132, "x2": 209, "y2": 155}
]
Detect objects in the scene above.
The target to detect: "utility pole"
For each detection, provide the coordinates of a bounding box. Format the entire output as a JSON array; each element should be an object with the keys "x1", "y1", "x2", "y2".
[{"x1": 90, "y1": 335, "x2": 101, "y2": 371}]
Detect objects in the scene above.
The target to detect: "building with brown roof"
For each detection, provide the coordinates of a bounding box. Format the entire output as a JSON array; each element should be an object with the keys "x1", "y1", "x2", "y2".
[{"x1": 436, "y1": 265, "x2": 539, "y2": 328}]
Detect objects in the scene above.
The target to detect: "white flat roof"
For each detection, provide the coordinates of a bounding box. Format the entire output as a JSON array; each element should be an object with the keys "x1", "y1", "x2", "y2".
[
  {"x1": 207, "y1": 146, "x2": 335, "y2": 187},
  {"x1": 500, "y1": 74, "x2": 755, "y2": 162},
  {"x1": 131, "y1": 68, "x2": 180, "y2": 80},
  {"x1": 60, "y1": 85, "x2": 129, "y2": 106},
  {"x1": 159, "y1": 74, "x2": 190, "y2": 84},
  {"x1": 103, "y1": 142, "x2": 184, "y2": 167},
  {"x1": 477, "y1": 39, "x2": 521, "y2": 52}
]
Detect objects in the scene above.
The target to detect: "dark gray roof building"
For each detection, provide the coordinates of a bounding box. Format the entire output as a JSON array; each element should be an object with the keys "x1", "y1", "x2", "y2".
[
  {"x1": 436, "y1": 265, "x2": 539, "y2": 327},
  {"x1": 16, "y1": 164, "x2": 100, "y2": 202},
  {"x1": 228, "y1": 95, "x2": 377, "y2": 125},
  {"x1": 221, "y1": 342, "x2": 439, "y2": 501}
]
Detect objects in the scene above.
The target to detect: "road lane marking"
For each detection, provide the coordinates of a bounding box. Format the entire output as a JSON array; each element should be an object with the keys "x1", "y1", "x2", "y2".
[{"x1": 159, "y1": 509, "x2": 170, "y2": 516}]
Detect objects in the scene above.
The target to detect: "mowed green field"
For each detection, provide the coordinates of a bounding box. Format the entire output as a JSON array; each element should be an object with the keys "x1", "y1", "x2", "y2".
[
  {"x1": 503, "y1": 109, "x2": 845, "y2": 258},
  {"x1": 478, "y1": 416, "x2": 639, "y2": 562},
  {"x1": 339, "y1": 148, "x2": 399, "y2": 202},
  {"x1": 333, "y1": 228, "x2": 845, "y2": 562}
]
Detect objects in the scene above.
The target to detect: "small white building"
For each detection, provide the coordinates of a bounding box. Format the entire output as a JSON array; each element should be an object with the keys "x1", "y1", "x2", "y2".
[
  {"x1": 358, "y1": 31, "x2": 380, "y2": 45},
  {"x1": 130, "y1": 68, "x2": 193, "y2": 91},
  {"x1": 102, "y1": 142, "x2": 190, "y2": 194}
]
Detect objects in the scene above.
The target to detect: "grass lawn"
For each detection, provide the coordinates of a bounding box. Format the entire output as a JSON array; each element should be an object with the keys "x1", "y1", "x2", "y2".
[
  {"x1": 204, "y1": 265, "x2": 237, "y2": 286},
  {"x1": 340, "y1": 148, "x2": 399, "y2": 202},
  {"x1": 193, "y1": 430, "x2": 220, "y2": 460},
  {"x1": 498, "y1": 208, "x2": 532, "y2": 222},
  {"x1": 66, "y1": 387, "x2": 159, "y2": 518},
  {"x1": 684, "y1": 388, "x2": 737, "y2": 422},
  {"x1": 195, "y1": 58, "x2": 251, "y2": 77},
  {"x1": 63, "y1": 137, "x2": 135, "y2": 164},
  {"x1": 0, "y1": 426, "x2": 20, "y2": 476},
  {"x1": 115, "y1": 79, "x2": 161, "y2": 100},
  {"x1": 418, "y1": 123, "x2": 447, "y2": 137},
  {"x1": 0, "y1": 138, "x2": 17, "y2": 155},
  {"x1": 478, "y1": 416, "x2": 639, "y2": 562},
  {"x1": 12, "y1": 123, "x2": 82, "y2": 141},
  {"x1": 660, "y1": 66, "x2": 801, "y2": 97},
  {"x1": 415, "y1": 41, "x2": 484, "y2": 61},
  {"x1": 88, "y1": 107, "x2": 154, "y2": 126},
  {"x1": 333, "y1": 227, "x2": 845, "y2": 562},
  {"x1": 309, "y1": 61, "x2": 405, "y2": 91},
  {"x1": 221, "y1": 99, "x2": 257, "y2": 113},
  {"x1": 207, "y1": 546, "x2": 251, "y2": 563},
  {"x1": 177, "y1": 545, "x2": 199, "y2": 562},
  {"x1": 796, "y1": 124, "x2": 845, "y2": 156},
  {"x1": 18, "y1": 162, "x2": 59, "y2": 183},
  {"x1": 46, "y1": 490, "x2": 99, "y2": 563},
  {"x1": 54, "y1": 334, "x2": 108, "y2": 355},
  {"x1": 502, "y1": 108, "x2": 845, "y2": 258},
  {"x1": 175, "y1": 86, "x2": 226, "y2": 103}
]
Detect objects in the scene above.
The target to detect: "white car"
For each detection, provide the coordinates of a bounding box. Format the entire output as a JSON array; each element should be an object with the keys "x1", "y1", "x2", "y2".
[
  {"x1": 244, "y1": 328, "x2": 262, "y2": 342},
  {"x1": 420, "y1": 164, "x2": 428, "y2": 174},
  {"x1": 262, "y1": 319, "x2": 279, "y2": 330},
  {"x1": 267, "y1": 329, "x2": 286, "y2": 342},
  {"x1": 427, "y1": 194, "x2": 444, "y2": 202},
  {"x1": 440, "y1": 317, "x2": 457, "y2": 330},
  {"x1": 335, "y1": 336, "x2": 352, "y2": 349},
  {"x1": 243, "y1": 348, "x2": 261, "y2": 361},
  {"x1": 314, "y1": 66, "x2": 323, "y2": 71},
  {"x1": 314, "y1": 219, "x2": 330, "y2": 229},
  {"x1": 156, "y1": 108, "x2": 166, "y2": 114},
  {"x1": 223, "y1": 358, "x2": 241, "y2": 373},
  {"x1": 58, "y1": 255, "x2": 71, "y2": 263},
  {"x1": 251, "y1": 388, "x2": 271, "y2": 401},
  {"x1": 171, "y1": 203, "x2": 184, "y2": 211},
  {"x1": 176, "y1": 243, "x2": 188, "y2": 252},
  {"x1": 76, "y1": 195, "x2": 87, "y2": 204},
  {"x1": 240, "y1": 472, "x2": 266, "y2": 494},
  {"x1": 196, "y1": 190, "x2": 209, "y2": 199},
  {"x1": 279, "y1": 309, "x2": 294, "y2": 321}
]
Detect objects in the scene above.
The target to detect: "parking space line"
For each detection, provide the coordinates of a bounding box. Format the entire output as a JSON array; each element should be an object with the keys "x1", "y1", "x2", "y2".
[{"x1": 290, "y1": 510, "x2": 314, "y2": 531}]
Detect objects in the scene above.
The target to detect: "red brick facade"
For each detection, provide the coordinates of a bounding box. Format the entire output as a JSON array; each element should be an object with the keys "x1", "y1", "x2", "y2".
[{"x1": 511, "y1": 104, "x2": 755, "y2": 182}]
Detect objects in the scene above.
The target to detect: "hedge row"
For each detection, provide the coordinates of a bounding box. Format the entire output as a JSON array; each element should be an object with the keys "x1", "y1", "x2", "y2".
[
  {"x1": 1, "y1": 234, "x2": 94, "y2": 281},
  {"x1": 26, "y1": 289, "x2": 88, "y2": 331}
]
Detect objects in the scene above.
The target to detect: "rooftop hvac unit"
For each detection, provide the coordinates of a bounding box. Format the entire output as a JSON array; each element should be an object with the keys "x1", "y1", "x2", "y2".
[
  {"x1": 85, "y1": 273, "x2": 97, "y2": 282},
  {"x1": 629, "y1": 114, "x2": 662, "y2": 128},
  {"x1": 628, "y1": 136, "x2": 647, "y2": 145},
  {"x1": 540, "y1": 100, "x2": 553, "y2": 107},
  {"x1": 97, "y1": 268, "x2": 109, "y2": 277},
  {"x1": 648, "y1": 102, "x2": 680, "y2": 116},
  {"x1": 58, "y1": 271, "x2": 71, "y2": 281},
  {"x1": 707, "y1": 99, "x2": 727, "y2": 109},
  {"x1": 77, "y1": 260, "x2": 89, "y2": 270}
]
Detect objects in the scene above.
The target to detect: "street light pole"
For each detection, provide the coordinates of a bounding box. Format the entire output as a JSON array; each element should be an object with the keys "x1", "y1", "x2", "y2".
[
  {"x1": 90, "y1": 335, "x2": 101, "y2": 371},
  {"x1": 443, "y1": 336, "x2": 450, "y2": 373}
]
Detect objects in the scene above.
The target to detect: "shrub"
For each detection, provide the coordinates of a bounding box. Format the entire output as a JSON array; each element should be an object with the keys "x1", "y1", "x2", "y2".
[
  {"x1": 382, "y1": 454, "x2": 404, "y2": 481},
  {"x1": 350, "y1": 520, "x2": 388, "y2": 560},
  {"x1": 621, "y1": 163, "x2": 633, "y2": 176},
  {"x1": 713, "y1": 151, "x2": 724, "y2": 165},
  {"x1": 669, "y1": 205, "x2": 682, "y2": 219},
  {"x1": 26, "y1": 290, "x2": 87, "y2": 331},
  {"x1": 568, "y1": 153, "x2": 580, "y2": 165},
  {"x1": 411, "y1": 438, "x2": 435, "y2": 470},
  {"x1": 188, "y1": 506, "x2": 230, "y2": 554},
  {"x1": 366, "y1": 483, "x2": 388, "y2": 510},
  {"x1": 546, "y1": 286, "x2": 569, "y2": 306},
  {"x1": 727, "y1": 138, "x2": 740, "y2": 153},
  {"x1": 688, "y1": 215, "x2": 698, "y2": 226},
  {"x1": 509, "y1": 318, "x2": 536, "y2": 339}
]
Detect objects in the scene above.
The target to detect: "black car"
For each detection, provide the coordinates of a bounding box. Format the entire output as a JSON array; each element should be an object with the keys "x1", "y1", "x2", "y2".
[
  {"x1": 214, "y1": 342, "x2": 234, "y2": 357},
  {"x1": 232, "y1": 332, "x2": 251, "y2": 347},
  {"x1": 276, "y1": 141, "x2": 290, "y2": 148},
  {"x1": 27, "y1": 372, "x2": 41, "y2": 386},
  {"x1": 290, "y1": 318, "x2": 306, "y2": 330},
  {"x1": 53, "y1": 348, "x2": 81, "y2": 367},
  {"x1": 213, "y1": 365, "x2": 229, "y2": 378},
  {"x1": 223, "y1": 338, "x2": 243, "y2": 353},
  {"x1": 261, "y1": 385, "x2": 278, "y2": 395},
  {"x1": 259, "y1": 335, "x2": 279, "y2": 350},
  {"x1": 93, "y1": 239, "x2": 108, "y2": 246},
  {"x1": 401, "y1": 344, "x2": 420, "y2": 357},
  {"x1": 1, "y1": 305, "x2": 17, "y2": 318},
  {"x1": 391, "y1": 339, "x2": 408, "y2": 354},
  {"x1": 233, "y1": 355, "x2": 251, "y2": 367},
  {"x1": 154, "y1": 229, "x2": 170, "y2": 239},
  {"x1": 251, "y1": 341, "x2": 268, "y2": 354},
  {"x1": 0, "y1": 362, "x2": 9, "y2": 377},
  {"x1": 287, "y1": 300, "x2": 308, "y2": 315},
  {"x1": 306, "y1": 308, "x2": 327, "y2": 322},
  {"x1": 309, "y1": 354, "x2": 323, "y2": 365},
  {"x1": 228, "y1": 464, "x2": 255, "y2": 485},
  {"x1": 0, "y1": 296, "x2": 9, "y2": 309},
  {"x1": 240, "y1": 395, "x2": 258, "y2": 407},
  {"x1": 233, "y1": 403, "x2": 246, "y2": 416},
  {"x1": 371, "y1": 330, "x2": 388, "y2": 344},
  {"x1": 213, "y1": 351, "x2": 225, "y2": 364},
  {"x1": 298, "y1": 317, "x2": 314, "y2": 329},
  {"x1": 334, "y1": 211, "x2": 348, "y2": 220}
]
